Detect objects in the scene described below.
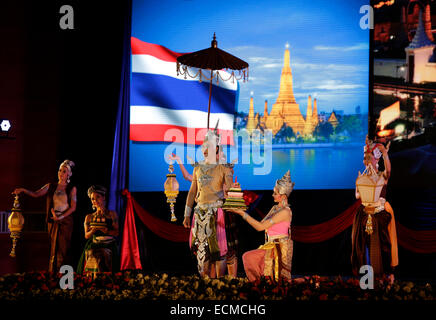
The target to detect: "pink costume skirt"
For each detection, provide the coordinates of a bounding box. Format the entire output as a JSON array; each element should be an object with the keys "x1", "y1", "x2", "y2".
[{"x1": 242, "y1": 236, "x2": 293, "y2": 282}]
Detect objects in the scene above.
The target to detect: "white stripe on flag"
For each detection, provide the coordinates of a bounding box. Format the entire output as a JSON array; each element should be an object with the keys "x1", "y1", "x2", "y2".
[
  {"x1": 131, "y1": 54, "x2": 238, "y2": 91},
  {"x1": 130, "y1": 106, "x2": 234, "y2": 129}
]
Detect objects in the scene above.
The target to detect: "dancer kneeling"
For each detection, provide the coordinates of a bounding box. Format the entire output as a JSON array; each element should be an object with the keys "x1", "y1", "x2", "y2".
[
  {"x1": 227, "y1": 171, "x2": 294, "y2": 282},
  {"x1": 77, "y1": 185, "x2": 119, "y2": 276}
]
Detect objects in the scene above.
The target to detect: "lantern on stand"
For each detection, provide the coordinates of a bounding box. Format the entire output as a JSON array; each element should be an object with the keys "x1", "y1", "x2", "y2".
[
  {"x1": 356, "y1": 164, "x2": 385, "y2": 235},
  {"x1": 164, "y1": 163, "x2": 179, "y2": 222},
  {"x1": 8, "y1": 194, "x2": 25, "y2": 257}
]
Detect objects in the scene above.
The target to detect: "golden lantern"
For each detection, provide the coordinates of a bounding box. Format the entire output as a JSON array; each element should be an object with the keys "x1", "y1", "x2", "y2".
[
  {"x1": 356, "y1": 164, "x2": 385, "y2": 235},
  {"x1": 8, "y1": 194, "x2": 25, "y2": 257},
  {"x1": 164, "y1": 163, "x2": 179, "y2": 222}
]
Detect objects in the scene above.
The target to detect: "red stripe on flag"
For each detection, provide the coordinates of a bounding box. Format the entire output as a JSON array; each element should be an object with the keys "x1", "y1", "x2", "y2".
[
  {"x1": 130, "y1": 124, "x2": 234, "y2": 146},
  {"x1": 131, "y1": 37, "x2": 187, "y2": 62}
]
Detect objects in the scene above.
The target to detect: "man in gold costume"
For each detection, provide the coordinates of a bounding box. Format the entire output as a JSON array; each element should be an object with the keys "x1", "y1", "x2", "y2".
[{"x1": 183, "y1": 127, "x2": 234, "y2": 277}]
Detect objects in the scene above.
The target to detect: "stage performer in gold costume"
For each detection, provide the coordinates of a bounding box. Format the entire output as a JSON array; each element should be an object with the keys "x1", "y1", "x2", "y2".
[
  {"x1": 13, "y1": 159, "x2": 77, "y2": 273},
  {"x1": 182, "y1": 126, "x2": 234, "y2": 277},
  {"x1": 351, "y1": 137, "x2": 398, "y2": 283},
  {"x1": 170, "y1": 150, "x2": 239, "y2": 277},
  {"x1": 77, "y1": 185, "x2": 119, "y2": 276},
  {"x1": 227, "y1": 171, "x2": 294, "y2": 282}
]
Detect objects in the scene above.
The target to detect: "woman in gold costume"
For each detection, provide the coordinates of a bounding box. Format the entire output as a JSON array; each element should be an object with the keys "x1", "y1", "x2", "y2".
[
  {"x1": 77, "y1": 185, "x2": 119, "y2": 276},
  {"x1": 351, "y1": 138, "x2": 398, "y2": 283},
  {"x1": 13, "y1": 159, "x2": 77, "y2": 273},
  {"x1": 227, "y1": 171, "x2": 294, "y2": 282}
]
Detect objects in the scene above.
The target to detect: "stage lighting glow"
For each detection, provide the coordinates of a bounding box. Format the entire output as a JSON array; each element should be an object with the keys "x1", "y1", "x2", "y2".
[
  {"x1": 395, "y1": 123, "x2": 405, "y2": 134},
  {"x1": 1, "y1": 120, "x2": 11, "y2": 132},
  {"x1": 377, "y1": 129, "x2": 394, "y2": 137}
]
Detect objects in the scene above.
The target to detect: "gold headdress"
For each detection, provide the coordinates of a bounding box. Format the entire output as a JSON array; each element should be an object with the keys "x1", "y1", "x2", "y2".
[
  {"x1": 364, "y1": 136, "x2": 382, "y2": 160},
  {"x1": 201, "y1": 120, "x2": 221, "y2": 154},
  {"x1": 87, "y1": 185, "x2": 107, "y2": 199},
  {"x1": 274, "y1": 170, "x2": 295, "y2": 197},
  {"x1": 60, "y1": 159, "x2": 75, "y2": 174}
]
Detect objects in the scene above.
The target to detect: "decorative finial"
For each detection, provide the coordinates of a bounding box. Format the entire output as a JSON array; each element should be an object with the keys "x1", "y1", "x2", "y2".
[
  {"x1": 214, "y1": 119, "x2": 220, "y2": 133},
  {"x1": 212, "y1": 33, "x2": 217, "y2": 48}
]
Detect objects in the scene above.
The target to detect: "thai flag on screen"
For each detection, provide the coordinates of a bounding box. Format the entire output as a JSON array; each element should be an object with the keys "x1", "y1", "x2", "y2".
[{"x1": 130, "y1": 37, "x2": 238, "y2": 145}]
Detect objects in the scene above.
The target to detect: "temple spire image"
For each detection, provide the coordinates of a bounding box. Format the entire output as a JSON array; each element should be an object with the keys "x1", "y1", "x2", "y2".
[
  {"x1": 312, "y1": 98, "x2": 319, "y2": 127},
  {"x1": 261, "y1": 100, "x2": 269, "y2": 126},
  {"x1": 246, "y1": 96, "x2": 257, "y2": 134},
  {"x1": 405, "y1": 9, "x2": 436, "y2": 83},
  {"x1": 266, "y1": 44, "x2": 306, "y2": 135},
  {"x1": 303, "y1": 95, "x2": 314, "y2": 136}
]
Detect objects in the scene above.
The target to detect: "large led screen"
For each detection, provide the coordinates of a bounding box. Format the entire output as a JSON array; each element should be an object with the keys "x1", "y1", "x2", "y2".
[{"x1": 129, "y1": 0, "x2": 369, "y2": 191}]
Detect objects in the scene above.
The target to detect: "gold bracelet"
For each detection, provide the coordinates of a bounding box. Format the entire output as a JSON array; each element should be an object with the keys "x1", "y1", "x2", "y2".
[{"x1": 243, "y1": 212, "x2": 247, "y2": 220}]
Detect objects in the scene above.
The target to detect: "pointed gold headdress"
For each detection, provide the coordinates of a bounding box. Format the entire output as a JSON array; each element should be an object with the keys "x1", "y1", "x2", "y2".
[
  {"x1": 87, "y1": 185, "x2": 107, "y2": 199},
  {"x1": 201, "y1": 119, "x2": 221, "y2": 153},
  {"x1": 274, "y1": 170, "x2": 295, "y2": 197},
  {"x1": 60, "y1": 159, "x2": 75, "y2": 174}
]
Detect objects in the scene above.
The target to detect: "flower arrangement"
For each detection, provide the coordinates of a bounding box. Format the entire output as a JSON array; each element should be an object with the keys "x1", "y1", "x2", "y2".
[{"x1": 0, "y1": 271, "x2": 434, "y2": 302}]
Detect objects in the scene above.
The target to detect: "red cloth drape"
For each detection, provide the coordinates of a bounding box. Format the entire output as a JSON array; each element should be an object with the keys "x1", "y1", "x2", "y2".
[
  {"x1": 121, "y1": 191, "x2": 436, "y2": 260},
  {"x1": 291, "y1": 200, "x2": 362, "y2": 243},
  {"x1": 120, "y1": 190, "x2": 142, "y2": 270},
  {"x1": 396, "y1": 223, "x2": 436, "y2": 254},
  {"x1": 130, "y1": 191, "x2": 190, "y2": 242}
]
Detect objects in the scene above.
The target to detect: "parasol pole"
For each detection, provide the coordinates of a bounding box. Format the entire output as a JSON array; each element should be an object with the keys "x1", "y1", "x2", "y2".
[{"x1": 207, "y1": 69, "x2": 213, "y2": 129}]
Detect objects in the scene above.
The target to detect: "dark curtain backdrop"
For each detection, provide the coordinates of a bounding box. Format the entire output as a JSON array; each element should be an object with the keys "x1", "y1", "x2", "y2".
[
  {"x1": 109, "y1": 0, "x2": 132, "y2": 245},
  {"x1": 10, "y1": 0, "x2": 127, "y2": 267}
]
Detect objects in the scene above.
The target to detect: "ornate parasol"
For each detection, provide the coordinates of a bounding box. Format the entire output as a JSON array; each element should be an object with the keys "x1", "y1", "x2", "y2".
[{"x1": 176, "y1": 33, "x2": 249, "y2": 129}]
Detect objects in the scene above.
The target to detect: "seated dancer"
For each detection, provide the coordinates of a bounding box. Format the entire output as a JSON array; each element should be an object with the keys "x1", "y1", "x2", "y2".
[
  {"x1": 170, "y1": 152, "x2": 239, "y2": 277},
  {"x1": 13, "y1": 159, "x2": 77, "y2": 273},
  {"x1": 77, "y1": 185, "x2": 119, "y2": 276},
  {"x1": 182, "y1": 126, "x2": 234, "y2": 278},
  {"x1": 351, "y1": 137, "x2": 398, "y2": 283},
  {"x1": 227, "y1": 171, "x2": 294, "y2": 282}
]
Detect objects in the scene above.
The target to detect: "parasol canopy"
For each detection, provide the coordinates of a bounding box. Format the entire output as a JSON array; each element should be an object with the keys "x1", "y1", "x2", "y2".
[
  {"x1": 176, "y1": 33, "x2": 249, "y2": 129},
  {"x1": 177, "y1": 33, "x2": 249, "y2": 71}
]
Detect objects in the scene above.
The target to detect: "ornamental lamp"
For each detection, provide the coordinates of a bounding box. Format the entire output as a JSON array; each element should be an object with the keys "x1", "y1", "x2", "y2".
[
  {"x1": 164, "y1": 163, "x2": 179, "y2": 222},
  {"x1": 356, "y1": 164, "x2": 385, "y2": 235},
  {"x1": 356, "y1": 164, "x2": 385, "y2": 207},
  {"x1": 8, "y1": 194, "x2": 25, "y2": 257}
]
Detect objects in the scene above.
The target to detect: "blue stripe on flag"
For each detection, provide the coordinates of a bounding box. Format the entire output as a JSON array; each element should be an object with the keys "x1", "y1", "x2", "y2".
[{"x1": 131, "y1": 73, "x2": 237, "y2": 114}]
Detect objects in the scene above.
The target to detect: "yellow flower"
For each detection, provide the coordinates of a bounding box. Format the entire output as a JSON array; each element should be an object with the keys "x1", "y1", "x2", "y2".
[{"x1": 206, "y1": 287, "x2": 213, "y2": 296}]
